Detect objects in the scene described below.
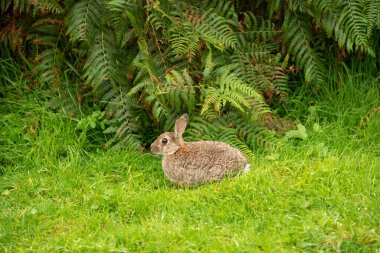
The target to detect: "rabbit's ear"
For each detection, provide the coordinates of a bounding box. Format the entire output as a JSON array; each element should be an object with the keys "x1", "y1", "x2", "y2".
[{"x1": 174, "y1": 113, "x2": 188, "y2": 139}]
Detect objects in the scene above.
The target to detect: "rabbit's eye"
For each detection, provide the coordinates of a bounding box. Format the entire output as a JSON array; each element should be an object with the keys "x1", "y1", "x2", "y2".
[{"x1": 161, "y1": 138, "x2": 168, "y2": 144}]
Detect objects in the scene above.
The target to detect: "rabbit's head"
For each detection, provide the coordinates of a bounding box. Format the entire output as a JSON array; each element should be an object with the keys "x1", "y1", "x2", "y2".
[{"x1": 150, "y1": 114, "x2": 188, "y2": 155}]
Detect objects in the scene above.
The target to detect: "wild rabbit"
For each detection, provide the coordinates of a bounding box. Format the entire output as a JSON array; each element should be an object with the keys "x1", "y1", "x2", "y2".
[{"x1": 150, "y1": 114, "x2": 250, "y2": 186}]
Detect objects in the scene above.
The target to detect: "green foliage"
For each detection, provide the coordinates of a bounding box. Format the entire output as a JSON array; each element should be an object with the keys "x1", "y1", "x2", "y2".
[
  {"x1": 155, "y1": 0, "x2": 238, "y2": 60},
  {"x1": 66, "y1": 0, "x2": 104, "y2": 42},
  {"x1": 283, "y1": 11, "x2": 325, "y2": 85},
  {"x1": 285, "y1": 123, "x2": 308, "y2": 140},
  {"x1": 1, "y1": 0, "x2": 379, "y2": 153},
  {"x1": 282, "y1": 0, "x2": 380, "y2": 85},
  {"x1": 201, "y1": 64, "x2": 265, "y2": 114},
  {"x1": 1, "y1": 33, "x2": 380, "y2": 251},
  {"x1": 1, "y1": 74, "x2": 380, "y2": 250},
  {"x1": 76, "y1": 110, "x2": 107, "y2": 143},
  {"x1": 90, "y1": 0, "x2": 287, "y2": 150}
]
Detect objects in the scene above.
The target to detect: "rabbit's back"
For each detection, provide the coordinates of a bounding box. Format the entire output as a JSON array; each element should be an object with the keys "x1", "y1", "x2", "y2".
[{"x1": 162, "y1": 141, "x2": 248, "y2": 186}]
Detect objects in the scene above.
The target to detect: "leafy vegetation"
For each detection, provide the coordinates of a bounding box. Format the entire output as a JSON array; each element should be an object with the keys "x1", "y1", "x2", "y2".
[
  {"x1": 1, "y1": 0, "x2": 379, "y2": 153},
  {"x1": 1, "y1": 60, "x2": 379, "y2": 251},
  {"x1": 1, "y1": 0, "x2": 380, "y2": 250}
]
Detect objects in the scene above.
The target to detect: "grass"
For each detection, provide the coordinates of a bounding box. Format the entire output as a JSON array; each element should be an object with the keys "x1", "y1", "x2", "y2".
[
  {"x1": 1, "y1": 62, "x2": 380, "y2": 252},
  {"x1": 1, "y1": 149, "x2": 379, "y2": 252}
]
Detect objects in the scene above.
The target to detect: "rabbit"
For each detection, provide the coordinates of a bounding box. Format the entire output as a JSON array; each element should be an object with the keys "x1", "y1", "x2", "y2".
[{"x1": 150, "y1": 113, "x2": 250, "y2": 186}]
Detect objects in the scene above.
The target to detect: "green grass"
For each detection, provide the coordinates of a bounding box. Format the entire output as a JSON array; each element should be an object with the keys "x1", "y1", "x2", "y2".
[
  {"x1": 1, "y1": 63, "x2": 380, "y2": 252},
  {"x1": 1, "y1": 148, "x2": 379, "y2": 252}
]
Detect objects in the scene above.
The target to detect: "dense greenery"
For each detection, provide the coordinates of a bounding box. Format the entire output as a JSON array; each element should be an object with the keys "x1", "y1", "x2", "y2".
[
  {"x1": 1, "y1": 61, "x2": 379, "y2": 251},
  {"x1": 1, "y1": 0, "x2": 379, "y2": 154},
  {"x1": 1, "y1": 1, "x2": 379, "y2": 251}
]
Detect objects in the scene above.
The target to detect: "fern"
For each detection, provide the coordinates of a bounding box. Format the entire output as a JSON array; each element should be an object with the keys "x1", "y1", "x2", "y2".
[
  {"x1": 336, "y1": 0, "x2": 374, "y2": 55},
  {"x1": 103, "y1": 89, "x2": 148, "y2": 150},
  {"x1": 164, "y1": 69, "x2": 197, "y2": 113},
  {"x1": 186, "y1": 112, "x2": 278, "y2": 159},
  {"x1": 283, "y1": 11, "x2": 325, "y2": 85},
  {"x1": 287, "y1": 0, "x2": 310, "y2": 14},
  {"x1": 200, "y1": 0, "x2": 238, "y2": 22},
  {"x1": 5, "y1": 0, "x2": 378, "y2": 153},
  {"x1": 49, "y1": 81, "x2": 85, "y2": 117},
  {"x1": 83, "y1": 30, "x2": 125, "y2": 89},
  {"x1": 151, "y1": 0, "x2": 238, "y2": 62},
  {"x1": 106, "y1": 0, "x2": 145, "y2": 46},
  {"x1": 232, "y1": 13, "x2": 288, "y2": 102},
  {"x1": 169, "y1": 22, "x2": 201, "y2": 62},
  {"x1": 0, "y1": 0, "x2": 30, "y2": 13},
  {"x1": 226, "y1": 112, "x2": 278, "y2": 150},
  {"x1": 31, "y1": 0, "x2": 64, "y2": 15},
  {"x1": 237, "y1": 12, "x2": 280, "y2": 43},
  {"x1": 201, "y1": 65, "x2": 266, "y2": 114},
  {"x1": 86, "y1": 0, "x2": 287, "y2": 149},
  {"x1": 27, "y1": 8, "x2": 67, "y2": 86},
  {"x1": 268, "y1": 0, "x2": 284, "y2": 18},
  {"x1": 364, "y1": 0, "x2": 380, "y2": 50},
  {"x1": 218, "y1": 127, "x2": 256, "y2": 160},
  {"x1": 315, "y1": 0, "x2": 377, "y2": 55},
  {"x1": 0, "y1": 16, "x2": 25, "y2": 52},
  {"x1": 33, "y1": 48, "x2": 63, "y2": 85},
  {"x1": 66, "y1": 0, "x2": 104, "y2": 42}
]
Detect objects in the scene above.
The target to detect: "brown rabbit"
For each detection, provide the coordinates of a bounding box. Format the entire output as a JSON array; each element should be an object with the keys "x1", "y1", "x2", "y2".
[{"x1": 150, "y1": 114, "x2": 250, "y2": 186}]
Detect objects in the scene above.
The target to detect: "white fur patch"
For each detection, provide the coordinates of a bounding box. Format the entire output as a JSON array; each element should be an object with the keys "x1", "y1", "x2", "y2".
[{"x1": 244, "y1": 164, "x2": 251, "y2": 173}]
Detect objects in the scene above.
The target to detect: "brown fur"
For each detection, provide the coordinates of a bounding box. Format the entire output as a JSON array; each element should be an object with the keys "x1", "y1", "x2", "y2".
[{"x1": 150, "y1": 114, "x2": 249, "y2": 186}]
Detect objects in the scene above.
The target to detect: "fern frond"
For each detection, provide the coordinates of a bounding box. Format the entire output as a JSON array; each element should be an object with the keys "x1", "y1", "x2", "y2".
[
  {"x1": 31, "y1": 0, "x2": 64, "y2": 14},
  {"x1": 268, "y1": 0, "x2": 284, "y2": 18},
  {"x1": 201, "y1": 65, "x2": 266, "y2": 114},
  {"x1": 226, "y1": 112, "x2": 278, "y2": 150},
  {"x1": 186, "y1": 115, "x2": 221, "y2": 142},
  {"x1": 50, "y1": 81, "x2": 84, "y2": 117},
  {"x1": 317, "y1": 0, "x2": 375, "y2": 55},
  {"x1": 106, "y1": 0, "x2": 145, "y2": 46},
  {"x1": 229, "y1": 44, "x2": 289, "y2": 102},
  {"x1": 364, "y1": 0, "x2": 380, "y2": 49},
  {"x1": 83, "y1": 31, "x2": 125, "y2": 89},
  {"x1": 29, "y1": 16, "x2": 66, "y2": 86},
  {"x1": 200, "y1": 0, "x2": 238, "y2": 22},
  {"x1": 163, "y1": 69, "x2": 197, "y2": 113},
  {"x1": 66, "y1": 0, "x2": 103, "y2": 42},
  {"x1": 237, "y1": 12, "x2": 280, "y2": 43},
  {"x1": 231, "y1": 50, "x2": 272, "y2": 90},
  {"x1": 202, "y1": 51, "x2": 216, "y2": 79},
  {"x1": 336, "y1": 0, "x2": 374, "y2": 55},
  {"x1": 186, "y1": 112, "x2": 278, "y2": 159},
  {"x1": 1, "y1": 0, "x2": 12, "y2": 12},
  {"x1": 186, "y1": 115, "x2": 251, "y2": 161},
  {"x1": 151, "y1": 0, "x2": 237, "y2": 62},
  {"x1": 313, "y1": 0, "x2": 336, "y2": 20},
  {"x1": 287, "y1": 0, "x2": 310, "y2": 14},
  {"x1": 272, "y1": 68, "x2": 289, "y2": 102},
  {"x1": 30, "y1": 19, "x2": 63, "y2": 46},
  {"x1": 33, "y1": 48, "x2": 63, "y2": 85},
  {"x1": 218, "y1": 127, "x2": 256, "y2": 160},
  {"x1": 283, "y1": 11, "x2": 325, "y2": 85},
  {"x1": 169, "y1": 22, "x2": 201, "y2": 61},
  {"x1": 195, "y1": 7, "x2": 238, "y2": 49},
  {"x1": 1, "y1": 0, "x2": 31, "y2": 13},
  {"x1": 0, "y1": 16, "x2": 25, "y2": 52},
  {"x1": 103, "y1": 90, "x2": 147, "y2": 150},
  {"x1": 127, "y1": 78, "x2": 154, "y2": 97}
]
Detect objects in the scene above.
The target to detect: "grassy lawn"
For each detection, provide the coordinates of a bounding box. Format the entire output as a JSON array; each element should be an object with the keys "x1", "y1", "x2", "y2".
[
  {"x1": 1, "y1": 75, "x2": 379, "y2": 252},
  {"x1": 1, "y1": 147, "x2": 379, "y2": 252}
]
